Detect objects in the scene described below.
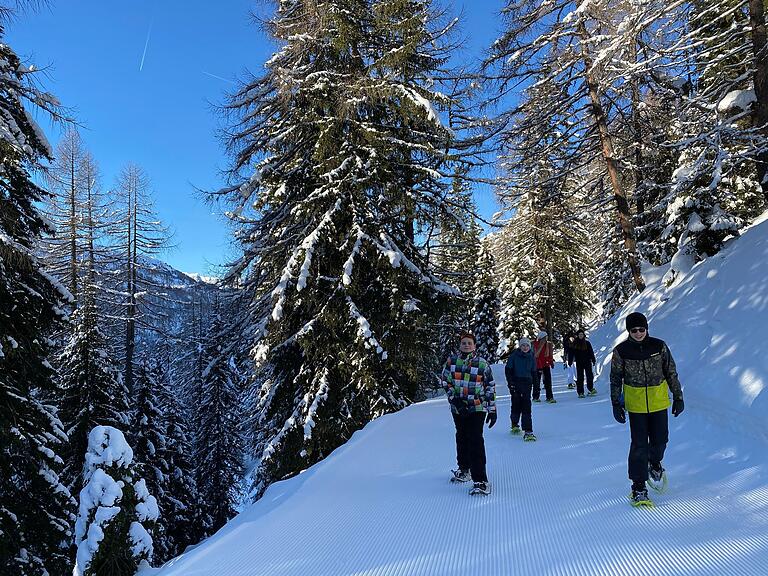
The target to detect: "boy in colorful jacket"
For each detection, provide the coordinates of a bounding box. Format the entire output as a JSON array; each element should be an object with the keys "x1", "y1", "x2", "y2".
[
  {"x1": 610, "y1": 312, "x2": 684, "y2": 506},
  {"x1": 440, "y1": 332, "x2": 496, "y2": 496}
]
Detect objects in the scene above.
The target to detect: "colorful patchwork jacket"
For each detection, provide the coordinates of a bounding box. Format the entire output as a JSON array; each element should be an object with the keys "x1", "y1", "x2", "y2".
[{"x1": 440, "y1": 352, "x2": 496, "y2": 415}]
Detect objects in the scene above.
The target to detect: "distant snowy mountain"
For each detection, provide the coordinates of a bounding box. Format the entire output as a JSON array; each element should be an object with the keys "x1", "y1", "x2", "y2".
[{"x1": 143, "y1": 212, "x2": 768, "y2": 575}]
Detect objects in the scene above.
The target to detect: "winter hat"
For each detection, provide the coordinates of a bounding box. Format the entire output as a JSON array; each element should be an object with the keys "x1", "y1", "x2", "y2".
[
  {"x1": 518, "y1": 337, "x2": 532, "y2": 348},
  {"x1": 537, "y1": 330, "x2": 547, "y2": 340},
  {"x1": 625, "y1": 312, "x2": 648, "y2": 332}
]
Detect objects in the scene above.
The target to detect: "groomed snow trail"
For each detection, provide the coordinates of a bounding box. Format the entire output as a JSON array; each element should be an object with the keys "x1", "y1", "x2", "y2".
[{"x1": 151, "y1": 367, "x2": 768, "y2": 576}]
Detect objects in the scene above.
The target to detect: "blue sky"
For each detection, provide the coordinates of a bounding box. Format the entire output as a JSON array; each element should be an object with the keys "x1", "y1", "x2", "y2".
[{"x1": 8, "y1": 1, "x2": 506, "y2": 275}]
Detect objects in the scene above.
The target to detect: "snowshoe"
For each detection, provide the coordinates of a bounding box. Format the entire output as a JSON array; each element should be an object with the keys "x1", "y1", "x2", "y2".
[
  {"x1": 532, "y1": 398, "x2": 542, "y2": 403},
  {"x1": 469, "y1": 481, "x2": 491, "y2": 496},
  {"x1": 629, "y1": 486, "x2": 654, "y2": 508},
  {"x1": 647, "y1": 463, "x2": 668, "y2": 493},
  {"x1": 510, "y1": 425, "x2": 521, "y2": 435},
  {"x1": 567, "y1": 383, "x2": 575, "y2": 389},
  {"x1": 546, "y1": 398, "x2": 557, "y2": 404},
  {"x1": 588, "y1": 388, "x2": 598, "y2": 396},
  {"x1": 523, "y1": 432, "x2": 537, "y2": 442},
  {"x1": 578, "y1": 393, "x2": 585, "y2": 398},
  {"x1": 450, "y1": 468, "x2": 471, "y2": 483}
]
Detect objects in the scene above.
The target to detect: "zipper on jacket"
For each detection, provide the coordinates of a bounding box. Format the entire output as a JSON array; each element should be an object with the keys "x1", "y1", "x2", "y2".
[{"x1": 641, "y1": 345, "x2": 650, "y2": 412}]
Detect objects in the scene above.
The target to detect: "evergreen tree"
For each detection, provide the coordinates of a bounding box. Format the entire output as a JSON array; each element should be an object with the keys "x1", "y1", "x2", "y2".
[
  {"x1": 0, "y1": 32, "x2": 75, "y2": 576},
  {"x1": 195, "y1": 314, "x2": 243, "y2": 533},
  {"x1": 131, "y1": 359, "x2": 170, "y2": 546},
  {"x1": 155, "y1": 360, "x2": 199, "y2": 560},
  {"x1": 216, "y1": 0, "x2": 460, "y2": 496},
  {"x1": 432, "y1": 167, "x2": 481, "y2": 361},
  {"x1": 73, "y1": 426, "x2": 158, "y2": 576},
  {"x1": 58, "y1": 297, "x2": 130, "y2": 495},
  {"x1": 471, "y1": 243, "x2": 500, "y2": 362}
]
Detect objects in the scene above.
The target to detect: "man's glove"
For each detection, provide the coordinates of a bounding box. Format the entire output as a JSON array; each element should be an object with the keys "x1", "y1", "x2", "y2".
[
  {"x1": 612, "y1": 404, "x2": 626, "y2": 424},
  {"x1": 672, "y1": 397, "x2": 684, "y2": 417},
  {"x1": 486, "y1": 411, "x2": 497, "y2": 428}
]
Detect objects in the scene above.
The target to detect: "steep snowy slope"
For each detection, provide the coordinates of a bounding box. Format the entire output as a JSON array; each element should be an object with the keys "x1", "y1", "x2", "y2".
[
  {"x1": 144, "y1": 215, "x2": 768, "y2": 576},
  {"x1": 591, "y1": 212, "x2": 768, "y2": 441}
]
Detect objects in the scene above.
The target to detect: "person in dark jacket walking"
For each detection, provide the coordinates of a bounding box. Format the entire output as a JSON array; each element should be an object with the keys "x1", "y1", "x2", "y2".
[
  {"x1": 505, "y1": 337, "x2": 538, "y2": 441},
  {"x1": 440, "y1": 332, "x2": 496, "y2": 496},
  {"x1": 610, "y1": 312, "x2": 684, "y2": 507},
  {"x1": 533, "y1": 331, "x2": 556, "y2": 403},
  {"x1": 568, "y1": 329, "x2": 597, "y2": 398},
  {"x1": 563, "y1": 332, "x2": 576, "y2": 389}
]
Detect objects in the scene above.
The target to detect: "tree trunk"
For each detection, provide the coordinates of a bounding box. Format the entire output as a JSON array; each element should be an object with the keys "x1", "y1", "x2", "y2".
[
  {"x1": 69, "y1": 153, "x2": 78, "y2": 301},
  {"x1": 578, "y1": 22, "x2": 646, "y2": 292},
  {"x1": 748, "y1": 0, "x2": 768, "y2": 201},
  {"x1": 125, "y1": 182, "x2": 136, "y2": 393}
]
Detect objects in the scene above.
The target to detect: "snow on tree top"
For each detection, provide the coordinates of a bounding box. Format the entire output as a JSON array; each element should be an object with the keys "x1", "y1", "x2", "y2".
[{"x1": 84, "y1": 426, "x2": 134, "y2": 474}]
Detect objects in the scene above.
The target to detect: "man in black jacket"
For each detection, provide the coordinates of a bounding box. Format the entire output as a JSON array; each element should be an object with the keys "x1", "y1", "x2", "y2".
[{"x1": 610, "y1": 312, "x2": 684, "y2": 506}]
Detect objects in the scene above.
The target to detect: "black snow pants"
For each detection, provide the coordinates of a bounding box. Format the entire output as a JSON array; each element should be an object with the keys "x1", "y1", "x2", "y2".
[
  {"x1": 509, "y1": 377, "x2": 533, "y2": 433},
  {"x1": 628, "y1": 409, "x2": 669, "y2": 483},
  {"x1": 533, "y1": 367, "x2": 553, "y2": 401},
  {"x1": 452, "y1": 412, "x2": 488, "y2": 483},
  {"x1": 576, "y1": 362, "x2": 594, "y2": 396}
]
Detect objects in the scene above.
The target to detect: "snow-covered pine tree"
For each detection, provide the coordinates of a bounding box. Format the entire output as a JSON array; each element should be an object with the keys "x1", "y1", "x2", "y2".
[
  {"x1": 154, "y1": 352, "x2": 199, "y2": 560},
  {"x1": 131, "y1": 358, "x2": 170, "y2": 546},
  {"x1": 195, "y1": 313, "x2": 242, "y2": 533},
  {"x1": 0, "y1": 32, "x2": 76, "y2": 576},
  {"x1": 73, "y1": 426, "x2": 158, "y2": 576},
  {"x1": 58, "y1": 293, "x2": 130, "y2": 495},
  {"x1": 471, "y1": 242, "x2": 500, "y2": 362},
  {"x1": 492, "y1": 69, "x2": 594, "y2": 348},
  {"x1": 432, "y1": 167, "x2": 481, "y2": 361},
  {"x1": 652, "y1": 0, "x2": 766, "y2": 266},
  {"x1": 216, "y1": 0, "x2": 459, "y2": 496}
]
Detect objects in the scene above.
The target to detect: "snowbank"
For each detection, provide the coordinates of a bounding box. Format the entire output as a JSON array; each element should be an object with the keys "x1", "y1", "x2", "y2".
[{"x1": 591, "y1": 211, "x2": 768, "y2": 442}]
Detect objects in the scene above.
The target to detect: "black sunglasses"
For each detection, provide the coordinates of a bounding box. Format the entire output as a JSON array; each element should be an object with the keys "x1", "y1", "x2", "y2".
[{"x1": 630, "y1": 327, "x2": 647, "y2": 334}]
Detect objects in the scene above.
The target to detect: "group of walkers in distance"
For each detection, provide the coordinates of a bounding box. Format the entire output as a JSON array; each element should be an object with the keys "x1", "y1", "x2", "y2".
[{"x1": 440, "y1": 312, "x2": 685, "y2": 506}]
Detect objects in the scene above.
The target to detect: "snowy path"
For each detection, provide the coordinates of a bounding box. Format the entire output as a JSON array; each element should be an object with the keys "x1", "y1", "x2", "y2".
[{"x1": 151, "y1": 366, "x2": 768, "y2": 576}]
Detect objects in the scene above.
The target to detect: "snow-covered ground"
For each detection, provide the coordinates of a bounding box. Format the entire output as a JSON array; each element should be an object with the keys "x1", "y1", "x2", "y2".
[
  {"x1": 146, "y1": 375, "x2": 768, "y2": 575},
  {"x1": 146, "y1": 215, "x2": 768, "y2": 576}
]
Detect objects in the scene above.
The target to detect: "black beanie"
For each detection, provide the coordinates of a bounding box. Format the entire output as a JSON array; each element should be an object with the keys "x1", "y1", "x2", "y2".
[{"x1": 625, "y1": 312, "x2": 648, "y2": 332}]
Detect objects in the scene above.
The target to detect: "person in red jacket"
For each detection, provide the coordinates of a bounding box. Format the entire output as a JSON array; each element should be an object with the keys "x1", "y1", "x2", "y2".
[{"x1": 533, "y1": 330, "x2": 556, "y2": 403}]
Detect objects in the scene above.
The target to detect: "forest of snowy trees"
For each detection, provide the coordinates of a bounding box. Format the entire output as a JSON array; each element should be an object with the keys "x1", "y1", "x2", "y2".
[{"x1": 1, "y1": 0, "x2": 766, "y2": 573}]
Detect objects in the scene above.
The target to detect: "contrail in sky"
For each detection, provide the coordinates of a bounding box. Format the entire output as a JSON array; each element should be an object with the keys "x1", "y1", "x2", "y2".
[
  {"x1": 202, "y1": 70, "x2": 237, "y2": 85},
  {"x1": 139, "y1": 19, "x2": 153, "y2": 72}
]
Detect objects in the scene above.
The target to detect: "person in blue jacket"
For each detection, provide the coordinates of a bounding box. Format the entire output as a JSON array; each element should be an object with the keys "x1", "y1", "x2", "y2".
[{"x1": 505, "y1": 337, "x2": 538, "y2": 441}]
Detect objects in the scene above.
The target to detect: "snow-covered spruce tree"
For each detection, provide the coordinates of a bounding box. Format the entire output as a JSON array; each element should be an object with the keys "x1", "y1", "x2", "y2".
[
  {"x1": 130, "y1": 358, "x2": 170, "y2": 545},
  {"x1": 491, "y1": 69, "x2": 594, "y2": 349},
  {"x1": 432, "y1": 167, "x2": 481, "y2": 361},
  {"x1": 216, "y1": 0, "x2": 459, "y2": 496},
  {"x1": 471, "y1": 242, "x2": 500, "y2": 362},
  {"x1": 73, "y1": 426, "x2": 158, "y2": 576},
  {"x1": 194, "y1": 313, "x2": 242, "y2": 533},
  {"x1": 0, "y1": 33, "x2": 76, "y2": 575},
  {"x1": 154, "y1": 357, "x2": 199, "y2": 560},
  {"x1": 58, "y1": 293, "x2": 130, "y2": 495},
  {"x1": 596, "y1": 216, "x2": 638, "y2": 322}
]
